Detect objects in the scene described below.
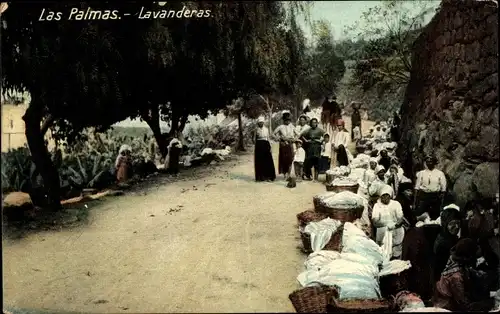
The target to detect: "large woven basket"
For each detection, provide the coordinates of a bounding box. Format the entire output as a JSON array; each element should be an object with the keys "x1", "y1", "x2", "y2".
[
  {"x1": 327, "y1": 299, "x2": 391, "y2": 313},
  {"x1": 326, "y1": 184, "x2": 359, "y2": 194},
  {"x1": 320, "y1": 206, "x2": 364, "y2": 223},
  {"x1": 379, "y1": 269, "x2": 410, "y2": 298},
  {"x1": 289, "y1": 285, "x2": 340, "y2": 313},
  {"x1": 297, "y1": 210, "x2": 329, "y2": 228},
  {"x1": 300, "y1": 224, "x2": 344, "y2": 254}
]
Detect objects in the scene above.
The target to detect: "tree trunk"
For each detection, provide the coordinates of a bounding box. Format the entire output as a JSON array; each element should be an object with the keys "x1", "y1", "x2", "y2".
[
  {"x1": 237, "y1": 112, "x2": 245, "y2": 151},
  {"x1": 23, "y1": 104, "x2": 61, "y2": 211},
  {"x1": 142, "y1": 110, "x2": 167, "y2": 157}
]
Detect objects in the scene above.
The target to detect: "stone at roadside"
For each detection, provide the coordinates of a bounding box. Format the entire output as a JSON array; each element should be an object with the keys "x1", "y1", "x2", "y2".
[
  {"x1": 452, "y1": 172, "x2": 477, "y2": 209},
  {"x1": 472, "y1": 162, "x2": 499, "y2": 198},
  {"x1": 3, "y1": 192, "x2": 32, "y2": 207}
]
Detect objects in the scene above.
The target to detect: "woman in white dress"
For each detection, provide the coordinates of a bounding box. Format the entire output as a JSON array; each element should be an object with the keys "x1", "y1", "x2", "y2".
[{"x1": 371, "y1": 185, "x2": 405, "y2": 260}]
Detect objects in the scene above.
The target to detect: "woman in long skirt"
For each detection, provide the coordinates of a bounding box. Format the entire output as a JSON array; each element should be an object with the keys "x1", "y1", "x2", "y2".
[
  {"x1": 273, "y1": 111, "x2": 298, "y2": 179},
  {"x1": 254, "y1": 116, "x2": 276, "y2": 182}
]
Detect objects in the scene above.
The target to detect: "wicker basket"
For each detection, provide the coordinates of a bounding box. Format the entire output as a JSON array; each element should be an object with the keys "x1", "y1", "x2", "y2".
[
  {"x1": 289, "y1": 285, "x2": 340, "y2": 313},
  {"x1": 379, "y1": 269, "x2": 410, "y2": 298},
  {"x1": 297, "y1": 210, "x2": 329, "y2": 228},
  {"x1": 319, "y1": 206, "x2": 364, "y2": 223},
  {"x1": 326, "y1": 184, "x2": 359, "y2": 194},
  {"x1": 327, "y1": 299, "x2": 392, "y2": 313},
  {"x1": 300, "y1": 224, "x2": 344, "y2": 254}
]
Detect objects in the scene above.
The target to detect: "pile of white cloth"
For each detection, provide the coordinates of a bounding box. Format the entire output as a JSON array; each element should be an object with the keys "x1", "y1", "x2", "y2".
[
  {"x1": 302, "y1": 218, "x2": 343, "y2": 252},
  {"x1": 327, "y1": 166, "x2": 351, "y2": 178},
  {"x1": 322, "y1": 191, "x2": 366, "y2": 210}
]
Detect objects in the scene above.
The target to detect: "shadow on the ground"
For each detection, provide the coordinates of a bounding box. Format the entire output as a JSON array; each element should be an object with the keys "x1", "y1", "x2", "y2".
[{"x1": 2, "y1": 153, "x2": 247, "y2": 241}]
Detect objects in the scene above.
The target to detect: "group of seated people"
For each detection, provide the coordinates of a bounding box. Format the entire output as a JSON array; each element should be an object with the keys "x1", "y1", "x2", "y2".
[{"x1": 352, "y1": 135, "x2": 499, "y2": 311}]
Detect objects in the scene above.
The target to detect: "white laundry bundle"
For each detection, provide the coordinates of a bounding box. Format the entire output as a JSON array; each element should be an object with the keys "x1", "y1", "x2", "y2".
[
  {"x1": 303, "y1": 218, "x2": 343, "y2": 252},
  {"x1": 340, "y1": 252, "x2": 381, "y2": 270},
  {"x1": 297, "y1": 258, "x2": 381, "y2": 300},
  {"x1": 348, "y1": 168, "x2": 367, "y2": 181},
  {"x1": 379, "y1": 260, "x2": 412, "y2": 277},
  {"x1": 304, "y1": 250, "x2": 341, "y2": 271},
  {"x1": 342, "y1": 222, "x2": 385, "y2": 268},
  {"x1": 323, "y1": 191, "x2": 366, "y2": 210},
  {"x1": 327, "y1": 166, "x2": 351, "y2": 178},
  {"x1": 331, "y1": 177, "x2": 359, "y2": 186},
  {"x1": 400, "y1": 308, "x2": 450, "y2": 312},
  {"x1": 200, "y1": 148, "x2": 213, "y2": 155}
]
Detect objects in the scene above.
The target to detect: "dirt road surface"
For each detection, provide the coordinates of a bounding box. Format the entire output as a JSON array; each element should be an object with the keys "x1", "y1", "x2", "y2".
[{"x1": 3, "y1": 117, "x2": 374, "y2": 313}]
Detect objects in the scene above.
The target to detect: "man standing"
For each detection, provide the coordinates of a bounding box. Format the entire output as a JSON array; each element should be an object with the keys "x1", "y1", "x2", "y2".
[
  {"x1": 300, "y1": 118, "x2": 325, "y2": 181},
  {"x1": 414, "y1": 156, "x2": 447, "y2": 220},
  {"x1": 351, "y1": 101, "x2": 362, "y2": 141}
]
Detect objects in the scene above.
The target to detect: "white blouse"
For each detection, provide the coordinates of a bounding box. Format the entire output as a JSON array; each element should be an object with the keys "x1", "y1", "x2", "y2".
[
  {"x1": 255, "y1": 126, "x2": 270, "y2": 142},
  {"x1": 295, "y1": 124, "x2": 310, "y2": 135},
  {"x1": 274, "y1": 124, "x2": 298, "y2": 140},
  {"x1": 333, "y1": 130, "x2": 350, "y2": 149},
  {"x1": 321, "y1": 142, "x2": 332, "y2": 157},
  {"x1": 371, "y1": 199, "x2": 404, "y2": 228},
  {"x1": 294, "y1": 147, "x2": 306, "y2": 163},
  {"x1": 415, "y1": 169, "x2": 447, "y2": 193}
]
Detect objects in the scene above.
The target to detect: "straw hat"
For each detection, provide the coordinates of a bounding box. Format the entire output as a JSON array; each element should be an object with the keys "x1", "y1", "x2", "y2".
[{"x1": 257, "y1": 116, "x2": 265, "y2": 123}]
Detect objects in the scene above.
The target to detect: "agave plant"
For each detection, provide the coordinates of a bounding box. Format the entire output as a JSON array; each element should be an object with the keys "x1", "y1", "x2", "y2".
[
  {"x1": 1, "y1": 147, "x2": 33, "y2": 193},
  {"x1": 63, "y1": 153, "x2": 113, "y2": 189}
]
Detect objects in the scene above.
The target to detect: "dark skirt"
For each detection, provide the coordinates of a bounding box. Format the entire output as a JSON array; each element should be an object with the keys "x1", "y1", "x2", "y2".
[
  {"x1": 402, "y1": 227, "x2": 435, "y2": 301},
  {"x1": 254, "y1": 140, "x2": 276, "y2": 181},
  {"x1": 336, "y1": 144, "x2": 349, "y2": 166},
  {"x1": 319, "y1": 156, "x2": 331, "y2": 174},
  {"x1": 278, "y1": 142, "x2": 294, "y2": 174}
]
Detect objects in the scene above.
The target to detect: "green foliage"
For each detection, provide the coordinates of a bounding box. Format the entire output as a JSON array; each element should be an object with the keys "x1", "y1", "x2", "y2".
[
  {"x1": 297, "y1": 19, "x2": 346, "y2": 103},
  {"x1": 342, "y1": 0, "x2": 439, "y2": 91},
  {"x1": 1, "y1": 147, "x2": 32, "y2": 192}
]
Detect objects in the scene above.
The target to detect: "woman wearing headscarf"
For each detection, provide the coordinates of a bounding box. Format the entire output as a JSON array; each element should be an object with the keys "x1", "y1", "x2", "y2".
[
  {"x1": 115, "y1": 144, "x2": 132, "y2": 183},
  {"x1": 468, "y1": 199, "x2": 499, "y2": 291},
  {"x1": 433, "y1": 238, "x2": 495, "y2": 311},
  {"x1": 300, "y1": 118, "x2": 325, "y2": 181},
  {"x1": 273, "y1": 111, "x2": 298, "y2": 179},
  {"x1": 166, "y1": 137, "x2": 182, "y2": 175},
  {"x1": 350, "y1": 101, "x2": 362, "y2": 141},
  {"x1": 378, "y1": 149, "x2": 392, "y2": 171},
  {"x1": 368, "y1": 165, "x2": 389, "y2": 206},
  {"x1": 433, "y1": 206, "x2": 462, "y2": 282},
  {"x1": 363, "y1": 157, "x2": 378, "y2": 187},
  {"x1": 333, "y1": 119, "x2": 350, "y2": 167},
  {"x1": 371, "y1": 185, "x2": 405, "y2": 259},
  {"x1": 253, "y1": 116, "x2": 276, "y2": 182}
]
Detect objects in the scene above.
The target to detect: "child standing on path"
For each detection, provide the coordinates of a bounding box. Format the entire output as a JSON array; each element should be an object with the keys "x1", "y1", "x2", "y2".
[
  {"x1": 293, "y1": 140, "x2": 306, "y2": 182},
  {"x1": 320, "y1": 133, "x2": 332, "y2": 174}
]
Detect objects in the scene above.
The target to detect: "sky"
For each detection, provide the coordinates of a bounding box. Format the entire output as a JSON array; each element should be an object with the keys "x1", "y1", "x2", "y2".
[{"x1": 297, "y1": 0, "x2": 440, "y2": 41}]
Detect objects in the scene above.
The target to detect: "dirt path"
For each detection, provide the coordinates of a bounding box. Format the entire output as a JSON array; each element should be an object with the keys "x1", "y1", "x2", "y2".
[
  {"x1": 3, "y1": 117, "x2": 375, "y2": 313},
  {"x1": 3, "y1": 146, "x2": 328, "y2": 313}
]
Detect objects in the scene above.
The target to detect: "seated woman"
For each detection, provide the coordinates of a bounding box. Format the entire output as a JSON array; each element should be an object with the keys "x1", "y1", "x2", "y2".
[
  {"x1": 371, "y1": 186, "x2": 405, "y2": 260},
  {"x1": 433, "y1": 207, "x2": 462, "y2": 282},
  {"x1": 432, "y1": 238, "x2": 495, "y2": 312}
]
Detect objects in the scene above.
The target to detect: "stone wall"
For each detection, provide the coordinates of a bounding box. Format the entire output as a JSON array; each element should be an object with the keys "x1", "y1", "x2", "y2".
[{"x1": 397, "y1": 0, "x2": 498, "y2": 209}]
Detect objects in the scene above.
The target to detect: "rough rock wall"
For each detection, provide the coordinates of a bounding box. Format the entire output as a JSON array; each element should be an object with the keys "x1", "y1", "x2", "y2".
[{"x1": 398, "y1": 0, "x2": 498, "y2": 209}]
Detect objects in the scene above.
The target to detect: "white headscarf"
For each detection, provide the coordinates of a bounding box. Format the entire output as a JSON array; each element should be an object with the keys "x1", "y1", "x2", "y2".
[
  {"x1": 115, "y1": 144, "x2": 131, "y2": 168},
  {"x1": 375, "y1": 164, "x2": 385, "y2": 174},
  {"x1": 380, "y1": 185, "x2": 394, "y2": 198},
  {"x1": 369, "y1": 157, "x2": 379, "y2": 164},
  {"x1": 443, "y1": 204, "x2": 460, "y2": 212}
]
